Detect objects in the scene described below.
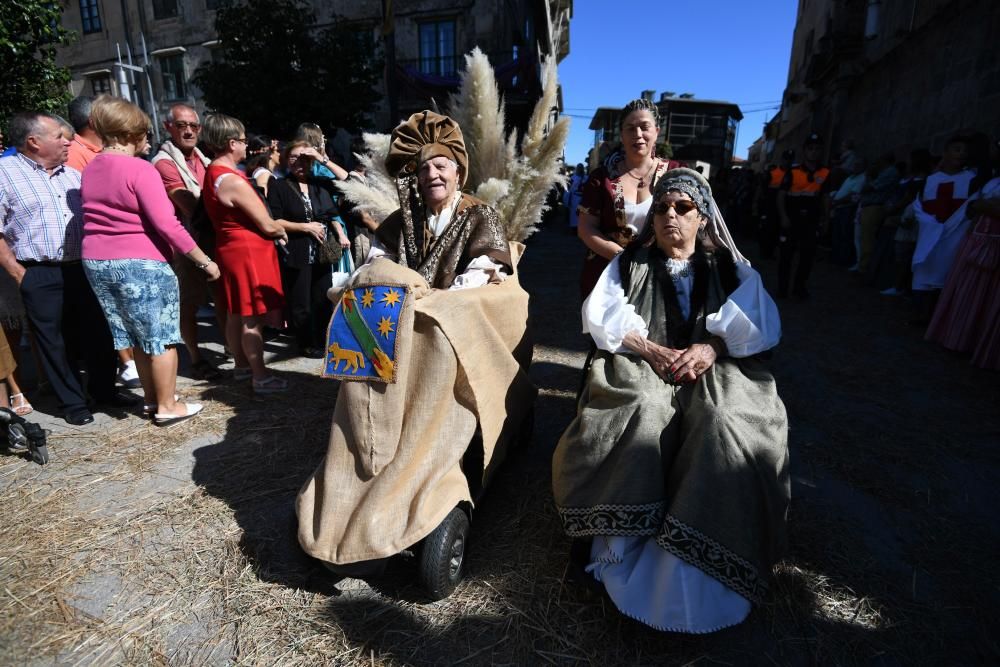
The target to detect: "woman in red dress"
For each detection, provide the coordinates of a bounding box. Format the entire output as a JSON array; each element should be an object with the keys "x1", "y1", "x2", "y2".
[{"x1": 200, "y1": 114, "x2": 295, "y2": 393}]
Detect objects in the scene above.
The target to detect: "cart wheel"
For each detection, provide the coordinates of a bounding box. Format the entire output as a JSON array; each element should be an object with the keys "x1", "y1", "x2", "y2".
[
  {"x1": 30, "y1": 444, "x2": 48, "y2": 465},
  {"x1": 418, "y1": 506, "x2": 470, "y2": 601}
]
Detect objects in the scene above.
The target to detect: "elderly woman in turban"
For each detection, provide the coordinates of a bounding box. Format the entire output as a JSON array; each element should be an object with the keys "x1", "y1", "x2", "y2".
[
  {"x1": 372, "y1": 110, "x2": 511, "y2": 289},
  {"x1": 552, "y1": 168, "x2": 789, "y2": 633},
  {"x1": 296, "y1": 111, "x2": 535, "y2": 598}
]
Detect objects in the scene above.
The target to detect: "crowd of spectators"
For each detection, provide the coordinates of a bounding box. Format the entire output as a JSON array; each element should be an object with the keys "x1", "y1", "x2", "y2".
[
  {"x1": 720, "y1": 132, "x2": 1000, "y2": 372},
  {"x1": 0, "y1": 95, "x2": 372, "y2": 426}
]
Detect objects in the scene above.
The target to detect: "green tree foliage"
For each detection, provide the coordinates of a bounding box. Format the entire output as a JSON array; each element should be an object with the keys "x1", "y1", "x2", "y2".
[
  {"x1": 194, "y1": 0, "x2": 382, "y2": 137},
  {"x1": 656, "y1": 142, "x2": 674, "y2": 159},
  {"x1": 0, "y1": 0, "x2": 73, "y2": 131}
]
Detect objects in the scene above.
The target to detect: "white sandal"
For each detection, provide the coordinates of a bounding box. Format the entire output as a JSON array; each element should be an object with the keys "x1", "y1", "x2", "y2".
[
  {"x1": 10, "y1": 393, "x2": 33, "y2": 417},
  {"x1": 252, "y1": 376, "x2": 288, "y2": 394},
  {"x1": 153, "y1": 402, "x2": 203, "y2": 427},
  {"x1": 233, "y1": 366, "x2": 253, "y2": 381},
  {"x1": 143, "y1": 394, "x2": 180, "y2": 416}
]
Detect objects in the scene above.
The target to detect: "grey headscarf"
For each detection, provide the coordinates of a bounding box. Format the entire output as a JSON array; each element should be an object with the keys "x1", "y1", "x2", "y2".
[{"x1": 639, "y1": 167, "x2": 749, "y2": 265}]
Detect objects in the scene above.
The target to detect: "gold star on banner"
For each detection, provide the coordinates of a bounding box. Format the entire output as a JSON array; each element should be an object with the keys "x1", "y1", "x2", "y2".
[
  {"x1": 376, "y1": 316, "x2": 395, "y2": 338},
  {"x1": 381, "y1": 288, "x2": 402, "y2": 307},
  {"x1": 361, "y1": 288, "x2": 375, "y2": 308}
]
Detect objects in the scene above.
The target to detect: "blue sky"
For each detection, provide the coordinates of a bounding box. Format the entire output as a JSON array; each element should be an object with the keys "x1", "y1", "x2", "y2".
[{"x1": 557, "y1": 1, "x2": 798, "y2": 164}]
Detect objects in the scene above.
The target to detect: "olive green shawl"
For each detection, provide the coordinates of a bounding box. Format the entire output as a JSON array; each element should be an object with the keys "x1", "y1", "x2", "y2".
[{"x1": 552, "y1": 246, "x2": 789, "y2": 603}]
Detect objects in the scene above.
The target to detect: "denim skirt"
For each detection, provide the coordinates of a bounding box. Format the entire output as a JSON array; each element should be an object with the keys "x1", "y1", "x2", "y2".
[{"x1": 83, "y1": 258, "x2": 183, "y2": 355}]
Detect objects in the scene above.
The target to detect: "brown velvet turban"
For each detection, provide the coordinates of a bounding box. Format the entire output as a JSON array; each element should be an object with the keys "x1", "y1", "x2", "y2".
[{"x1": 385, "y1": 110, "x2": 468, "y2": 186}]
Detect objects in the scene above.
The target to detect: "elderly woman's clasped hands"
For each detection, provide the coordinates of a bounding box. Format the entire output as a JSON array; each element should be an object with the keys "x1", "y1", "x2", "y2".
[{"x1": 623, "y1": 331, "x2": 725, "y2": 383}]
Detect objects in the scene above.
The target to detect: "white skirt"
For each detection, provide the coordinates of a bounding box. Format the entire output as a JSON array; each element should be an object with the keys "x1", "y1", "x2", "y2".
[{"x1": 587, "y1": 535, "x2": 751, "y2": 633}]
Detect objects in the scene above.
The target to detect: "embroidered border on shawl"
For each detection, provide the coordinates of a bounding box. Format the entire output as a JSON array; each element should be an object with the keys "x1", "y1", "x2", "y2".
[
  {"x1": 558, "y1": 503, "x2": 768, "y2": 603},
  {"x1": 557, "y1": 501, "x2": 666, "y2": 537},
  {"x1": 395, "y1": 175, "x2": 421, "y2": 263},
  {"x1": 654, "y1": 514, "x2": 768, "y2": 604},
  {"x1": 416, "y1": 203, "x2": 505, "y2": 285}
]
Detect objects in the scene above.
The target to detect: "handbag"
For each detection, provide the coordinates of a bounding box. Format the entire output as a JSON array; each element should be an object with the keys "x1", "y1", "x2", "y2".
[
  {"x1": 290, "y1": 179, "x2": 342, "y2": 264},
  {"x1": 316, "y1": 221, "x2": 344, "y2": 265}
]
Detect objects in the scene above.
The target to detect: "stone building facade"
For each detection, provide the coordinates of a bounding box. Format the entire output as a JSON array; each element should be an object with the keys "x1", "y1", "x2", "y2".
[
  {"x1": 55, "y1": 0, "x2": 571, "y2": 139},
  {"x1": 57, "y1": 0, "x2": 221, "y2": 132},
  {"x1": 317, "y1": 0, "x2": 571, "y2": 132},
  {"x1": 766, "y1": 0, "x2": 1000, "y2": 167}
]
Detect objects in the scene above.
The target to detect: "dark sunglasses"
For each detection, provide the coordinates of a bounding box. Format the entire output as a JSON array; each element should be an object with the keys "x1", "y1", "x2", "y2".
[{"x1": 653, "y1": 199, "x2": 699, "y2": 216}]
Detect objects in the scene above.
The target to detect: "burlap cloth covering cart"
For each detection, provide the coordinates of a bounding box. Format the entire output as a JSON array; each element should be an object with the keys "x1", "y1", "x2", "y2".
[
  {"x1": 296, "y1": 244, "x2": 535, "y2": 564},
  {"x1": 552, "y1": 246, "x2": 790, "y2": 603}
]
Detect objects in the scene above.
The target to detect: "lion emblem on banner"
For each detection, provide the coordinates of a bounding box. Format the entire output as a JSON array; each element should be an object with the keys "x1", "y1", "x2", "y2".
[{"x1": 322, "y1": 284, "x2": 409, "y2": 383}]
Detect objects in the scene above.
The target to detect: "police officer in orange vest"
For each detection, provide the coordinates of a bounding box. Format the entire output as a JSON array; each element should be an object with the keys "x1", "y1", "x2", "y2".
[
  {"x1": 777, "y1": 133, "x2": 830, "y2": 298},
  {"x1": 756, "y1": 149, "x2": 795, "y2": 259}
]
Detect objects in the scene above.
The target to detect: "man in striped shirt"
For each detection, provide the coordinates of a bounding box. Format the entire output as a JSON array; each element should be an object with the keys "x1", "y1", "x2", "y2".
[{"x1": 0, "y1": 111, "x2": 134, "y2": 425}]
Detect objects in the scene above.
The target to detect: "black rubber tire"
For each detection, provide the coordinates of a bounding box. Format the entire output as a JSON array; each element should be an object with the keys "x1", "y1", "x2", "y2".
[{"x1": 417, "y1": 506, "x2": 470, "y2": 601}]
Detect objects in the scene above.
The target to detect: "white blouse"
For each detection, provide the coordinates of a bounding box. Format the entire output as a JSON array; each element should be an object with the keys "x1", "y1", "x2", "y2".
[
  {"x1": 623, "y1": 196, "x2": 653, "y2": 237},
  {"x1": 582, "y1": 254, "x2": 781, "y2": 356}
]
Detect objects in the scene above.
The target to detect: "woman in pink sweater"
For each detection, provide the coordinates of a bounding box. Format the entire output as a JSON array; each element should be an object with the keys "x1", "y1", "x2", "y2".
[{"x1": 81, "y1": 97, "x2": 220, "y2": 426}]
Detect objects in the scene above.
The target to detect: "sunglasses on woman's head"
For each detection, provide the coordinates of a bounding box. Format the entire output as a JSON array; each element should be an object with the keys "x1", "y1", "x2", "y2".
[{"x1": 653, "y1": 199, "x2": 699, "y2": 216}]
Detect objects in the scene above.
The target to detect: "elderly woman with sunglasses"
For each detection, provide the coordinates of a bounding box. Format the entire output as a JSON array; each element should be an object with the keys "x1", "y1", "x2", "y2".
[{"x1": 553, "y1": 168, "x2": 789, "y2": 633}]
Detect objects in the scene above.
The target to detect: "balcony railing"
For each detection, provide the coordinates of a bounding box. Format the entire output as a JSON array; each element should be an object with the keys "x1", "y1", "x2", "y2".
[{"x1": 396, "y1": 50, "x2": 519, "y2": 79}]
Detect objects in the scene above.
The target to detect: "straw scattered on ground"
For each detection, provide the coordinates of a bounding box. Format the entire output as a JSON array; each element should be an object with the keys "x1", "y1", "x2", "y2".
[{"x1": 1, "y1": 223, "x2": 998, "y2": 665}]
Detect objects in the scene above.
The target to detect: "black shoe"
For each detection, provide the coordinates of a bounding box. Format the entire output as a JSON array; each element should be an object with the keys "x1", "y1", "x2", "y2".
[
  {"x1": 94, "y1": 391, "x2": 143, "y2": 408},
  {"x1": 302, "y1": 346, "x2": 326, "y2": 359},
  {"x1": 65, "y1": 409, "x2": 95, "y2": 426},
  {"x1": 191, "y1": 359, "x2": 223, "y2": 381}
]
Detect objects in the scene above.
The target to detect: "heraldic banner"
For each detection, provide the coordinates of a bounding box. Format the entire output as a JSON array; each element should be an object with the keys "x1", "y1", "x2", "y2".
[{"x1": 323, "y1": 284, "x2": 409, "y2": 383}]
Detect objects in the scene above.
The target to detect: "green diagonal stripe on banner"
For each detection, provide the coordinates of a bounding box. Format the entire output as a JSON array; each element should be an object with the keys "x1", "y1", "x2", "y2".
[{"x1": 341, "y1": 290, "x2": 395, "y2": 381}]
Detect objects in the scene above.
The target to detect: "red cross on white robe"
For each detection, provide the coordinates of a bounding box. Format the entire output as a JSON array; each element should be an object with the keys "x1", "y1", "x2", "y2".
[{"x1": 921, "y1": 171, "x2": 976, "y2": 222}]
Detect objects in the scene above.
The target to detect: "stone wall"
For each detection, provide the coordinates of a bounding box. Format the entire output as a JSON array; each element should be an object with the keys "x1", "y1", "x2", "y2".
[
  {"x1": 774, "y1": 0, "x2": 1000, "y2": 165},
  {"x1": 842, "y1": 0, "x2": 1000, "y2": 156}
]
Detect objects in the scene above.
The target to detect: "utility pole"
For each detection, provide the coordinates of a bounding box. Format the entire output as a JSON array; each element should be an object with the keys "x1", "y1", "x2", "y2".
[{"x1": 139, "y1": 33, "x2": 161, "y2": 146}]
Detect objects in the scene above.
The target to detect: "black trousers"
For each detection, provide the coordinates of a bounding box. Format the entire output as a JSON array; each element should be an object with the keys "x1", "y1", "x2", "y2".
[
  {"x1": 280, "y1": 262, "x2": 333, "y2": 350},
  {"x1": 778, "y1": 201, "x2": 821, "y2": 296},
  {"x1": 18, "y1": 262, "x2": 117, "y2": 412},
  {"x1": 758, "y1": 192, "x2": 781, "y2": 258}
]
